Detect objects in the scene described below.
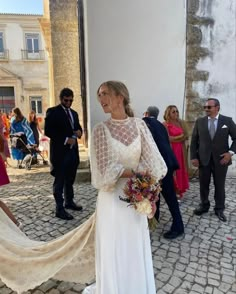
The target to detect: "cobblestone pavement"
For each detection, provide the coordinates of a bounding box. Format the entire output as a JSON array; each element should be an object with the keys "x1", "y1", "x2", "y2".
[{"x1": 0, "y1": 161, "x2": 236, "y2": 294}]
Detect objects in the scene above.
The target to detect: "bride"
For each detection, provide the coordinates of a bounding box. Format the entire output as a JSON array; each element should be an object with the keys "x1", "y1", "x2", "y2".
[{"x1": 0, "y1": 81, "x2": 167, "y2": 294}]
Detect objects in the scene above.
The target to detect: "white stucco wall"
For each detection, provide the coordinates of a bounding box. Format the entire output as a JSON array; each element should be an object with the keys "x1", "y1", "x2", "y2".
[
  {"x1": 85, "y1": 0, "x2": 187, "y2": 130},
  {"x1": 193, "y1": 0, "x2": 236, "y2": 174}
]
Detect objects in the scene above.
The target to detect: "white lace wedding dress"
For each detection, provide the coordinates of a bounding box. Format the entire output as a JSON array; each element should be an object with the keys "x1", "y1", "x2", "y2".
[
  {"x1": 0, "y1": 117, "x2": 167, "y2": 294},
  {"x1": 0, "y1": 208, "x2": 96, "y2": 294},
  {"x1": 83, "y1": 117, "x2": 167, "y2": 294}
]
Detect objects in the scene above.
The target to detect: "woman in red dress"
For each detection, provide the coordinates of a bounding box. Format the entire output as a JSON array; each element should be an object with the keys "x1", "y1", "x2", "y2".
[
  {"x1": 0, "y1": 155, "x2": 9, "y2": 186},
  {"x1": 0, "y1": 132, "x2": 10, "y2": 186},
  {"x1": 163, "y1": 105, "x2": 189, "y2": 198}
]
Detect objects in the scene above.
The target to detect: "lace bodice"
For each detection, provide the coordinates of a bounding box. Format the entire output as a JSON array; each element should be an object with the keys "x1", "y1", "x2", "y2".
[
  {"x1": 90, "y1": 117, "x2": 167, "y2": 191},
  {"x1": 104, "y1": 117, "x2": 139, "y2": 146},
  {"x1": 105, "y1": 118, "x2": 140, "y2": 170}
]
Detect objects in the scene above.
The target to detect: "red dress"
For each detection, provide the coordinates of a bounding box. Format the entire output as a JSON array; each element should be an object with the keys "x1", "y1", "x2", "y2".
[
  {"x1": 165, "y1": 123, "x2": 189, "y2": 197},
  {"x1": 0, "y1": 155, "x2": 9, "y2": 186}
]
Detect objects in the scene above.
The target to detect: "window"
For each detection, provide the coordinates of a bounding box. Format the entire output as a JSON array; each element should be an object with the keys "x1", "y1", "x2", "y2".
[
  {"x1": 0, "y1": 87, "x2": 15, "y2": 114},
  {"x1": 0, "y1": 32, "x2": 4, "y2": 52},
  {"x1": 30, "y1": 96, "x2": 42, "y2": 114},
  {"x1": 25, "y1": 33, "x2": 39, "y2": 53},
  {"x1": 22, "y1": 33, "x2": 44, "y2": 60}
]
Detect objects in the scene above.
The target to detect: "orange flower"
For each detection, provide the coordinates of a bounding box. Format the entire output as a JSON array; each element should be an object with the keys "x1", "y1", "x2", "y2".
[{"x1": 141, "y1": 182, "x2": 149, "y2": 188}]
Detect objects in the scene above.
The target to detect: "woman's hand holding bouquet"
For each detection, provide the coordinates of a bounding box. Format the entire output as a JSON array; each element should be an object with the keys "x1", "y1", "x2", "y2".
[{"x1": 119, "y1": 170, "x2": 161, "y2": 230}]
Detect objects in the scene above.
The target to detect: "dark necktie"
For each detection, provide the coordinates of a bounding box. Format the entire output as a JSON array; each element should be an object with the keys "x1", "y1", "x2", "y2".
[
  {"x1": 209, "y1": 118, "x2": 216, "y2": 139},
  {"x1": 65, "y1": 108, "x2": 71, "y2": 121},
  {"x1": 65, "y1": 108, "x2": 74, "y2": 131},
  {"x1": 65, "y1": 108, "x2": 72, "y2": 123}
]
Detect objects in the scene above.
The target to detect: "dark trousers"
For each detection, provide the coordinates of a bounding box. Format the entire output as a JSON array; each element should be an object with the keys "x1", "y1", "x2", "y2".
[
  {"x1": 155, "y1": 169, "x2": 184, "y2": 232},
  {"x1": 53, "y1": 148, "x2": 79, "y2": 210},
  {"x1": 199, "y1": 156, "x2": 228, "y2": 212}
]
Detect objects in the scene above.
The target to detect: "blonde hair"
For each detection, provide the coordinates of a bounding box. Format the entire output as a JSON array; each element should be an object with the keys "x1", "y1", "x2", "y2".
[
  {"x1": 97, "y1": 81, "x2": 134, "y2": 117},
  {"x1": 163, "y1": 105, "x2": 178, "y2": 122},
  {"x1": 164, "y1": 105, "x2": 189, "y2": 139},
  {"x1": 29, "y1": 110, "x2": 37, "y2": 123}
]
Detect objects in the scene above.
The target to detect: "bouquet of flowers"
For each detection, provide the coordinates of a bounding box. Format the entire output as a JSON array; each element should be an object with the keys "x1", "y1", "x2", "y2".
[{"x1": 119, "y1": 170, "x2": 162, "y2": 230}]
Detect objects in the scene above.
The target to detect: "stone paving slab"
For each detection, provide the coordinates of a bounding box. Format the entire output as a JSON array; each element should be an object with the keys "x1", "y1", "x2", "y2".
[{"x1": 0, "y1": 162, "x2": 235, "y2": 294}]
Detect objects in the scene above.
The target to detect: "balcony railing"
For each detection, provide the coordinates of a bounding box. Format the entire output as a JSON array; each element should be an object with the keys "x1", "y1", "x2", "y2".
[
  {"x1": 21, "y1": 50, "x2": 45, "y2": 60},
  {"x1": 0, "y1": 50, "x2": 9, "y2": 60}
]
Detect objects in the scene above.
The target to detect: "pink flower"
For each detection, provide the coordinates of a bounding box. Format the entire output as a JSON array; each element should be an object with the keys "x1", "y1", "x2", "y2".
[
  {"x1": 135, "y1": 193, "x2": 143, "y2": 202},
  {"x1": 120, "y1": 171, "x2": 161, "y2": 226}
]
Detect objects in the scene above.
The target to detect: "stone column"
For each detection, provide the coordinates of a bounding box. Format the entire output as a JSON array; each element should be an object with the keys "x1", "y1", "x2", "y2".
[
  {"x1": 39, "y1": 0, "x2": 55, "y2": 108},
  {"x1": 185, "y1": 0, "x2": 214, "y2": 125},
  {"x1": 48, "y1": 0, "x2": 83, "y2": 129},
  {"x1": 184, "y1": 0, "x2": 214, "y2": 176}
]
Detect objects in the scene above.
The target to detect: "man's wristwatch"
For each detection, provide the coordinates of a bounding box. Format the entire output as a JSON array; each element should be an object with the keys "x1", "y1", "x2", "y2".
[{"x1": 229, "y1": 150, "x2": 235, "y2": 156}]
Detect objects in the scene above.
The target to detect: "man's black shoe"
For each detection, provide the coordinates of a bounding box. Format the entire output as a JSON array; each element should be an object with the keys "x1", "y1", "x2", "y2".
[
  {"x1": 56, "y1": 209, "x2": 74, "y2": 220},
  {"x1": 215, "y1": 211, "x2": 227, "y2": 222},
  {"x1": 163, "y1": 230, "x2": 184, "y2": 240},
  {"x1": 65, "y1": 202, "x2": 83, "y2": 211},
  {"x1": 194, "y1": 205, "x2": 210, "y2": 216}
]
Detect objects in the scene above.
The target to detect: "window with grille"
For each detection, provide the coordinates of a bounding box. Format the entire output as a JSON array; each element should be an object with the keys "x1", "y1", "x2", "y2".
[{"x1": 30, "y1": 96, "x2": 42, "y2": 114}]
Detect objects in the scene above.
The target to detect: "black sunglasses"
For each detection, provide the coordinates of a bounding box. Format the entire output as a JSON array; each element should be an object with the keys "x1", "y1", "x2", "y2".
[
  {"x1": 172, "y1": 110, "x2": 179, "y2": 113},
  {"x1": 204, "y1": 105, "x2": 215, "y2": 110},
  {"x1": 63, "y1": 99, "x2": 73, "y2": 103}
]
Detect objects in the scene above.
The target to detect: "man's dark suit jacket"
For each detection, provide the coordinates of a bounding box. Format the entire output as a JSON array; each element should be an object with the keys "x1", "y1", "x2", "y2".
[
  {"x1": 142, "y1": 117, "x2": 179, "y2": 170},
  {"x1": 44, "y1": 104, "x2": 83, "y2": 175},
  {"x1": 190, "y1": 114, "x2": 236, "y2": 166},
  {"x1": 143, "y1": 117, "x2": 184, "y2": 232}
]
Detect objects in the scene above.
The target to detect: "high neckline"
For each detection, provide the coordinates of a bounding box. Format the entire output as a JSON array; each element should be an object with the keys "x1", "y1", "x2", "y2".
[{"x1": 110, "y1": 117, "x2": 130, "y2": 123}]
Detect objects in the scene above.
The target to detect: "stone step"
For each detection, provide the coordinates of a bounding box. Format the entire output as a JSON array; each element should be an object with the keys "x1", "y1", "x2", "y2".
[
  {"x1": 79, "y1": 144, "x2": 89, "y2": 169},
  {"x1": 79, "y1": 144, "x2": 88, "y2": 153},
  {"x1": 78, "y1": 146, "x2": 91, "y2": 182},
  {"x1": 79, "y1": 158, "x2": 90, "y2": 169},
  {"x1": 76, "y1": 168, "x2": 91, "y2": 183}
]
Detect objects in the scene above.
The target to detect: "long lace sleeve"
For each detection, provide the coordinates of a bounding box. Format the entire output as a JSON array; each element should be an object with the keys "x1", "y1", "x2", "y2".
[
  {"x1": 137, "y1": 119, "x2": 167, "y2": 181},
  {"x1": 90, "y1": 123, "x2": 125, "y2": 191}
]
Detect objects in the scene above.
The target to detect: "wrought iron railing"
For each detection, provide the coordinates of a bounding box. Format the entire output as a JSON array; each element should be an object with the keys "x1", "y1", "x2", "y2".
[
  {"x1": 21, "y1": 50, "x2": 45, "y2": 60},
  {"x1": 0, "y1": 50, "x2": 9, "y2": 60}
]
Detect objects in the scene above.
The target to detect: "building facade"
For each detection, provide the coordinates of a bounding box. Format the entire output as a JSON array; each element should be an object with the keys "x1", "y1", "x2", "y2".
[
  {"x1": 185, "y1": 0, "x2": 236, "y2": 174},
  {"x1": 40, "y1": 0, "x2": 236, "y2": 174},
  {"x1": 0, "y1": 13, "x2": 49, "y2": 125},
  {"x1": 84, "y1": 0, "x2": 236, "y2": 174},
  {"x1": 40, "y1": 0, "x2": 86, "y2": 143}
]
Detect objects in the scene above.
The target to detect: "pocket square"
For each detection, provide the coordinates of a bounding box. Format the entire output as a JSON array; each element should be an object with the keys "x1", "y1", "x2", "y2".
[{"x1": 222, "y1": 125, "x2": 228, "y2": 128}]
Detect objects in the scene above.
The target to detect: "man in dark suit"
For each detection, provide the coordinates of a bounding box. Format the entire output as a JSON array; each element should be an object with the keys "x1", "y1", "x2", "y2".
[
  {"x1": 45, "y1": 88, "x2": 83, "y2": 220},
  {"x1": 190, "y1": 98, "x2": 236, "y2": 222},
  {"x1": 143, "y1": 106, "x2": 184, "y2": 239}
]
